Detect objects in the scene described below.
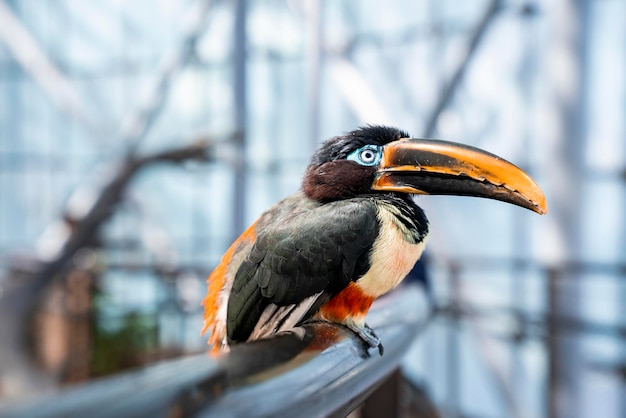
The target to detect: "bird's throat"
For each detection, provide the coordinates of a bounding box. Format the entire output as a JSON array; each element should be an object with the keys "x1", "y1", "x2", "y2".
[{"x1": 356, "y1": 204, "x2": 428, "y2": 298}]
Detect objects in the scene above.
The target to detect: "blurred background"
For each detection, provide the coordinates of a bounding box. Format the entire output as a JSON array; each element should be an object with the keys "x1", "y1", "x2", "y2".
[{"x1": 0, "y1": 0, "x2": 624, "y2": 417}]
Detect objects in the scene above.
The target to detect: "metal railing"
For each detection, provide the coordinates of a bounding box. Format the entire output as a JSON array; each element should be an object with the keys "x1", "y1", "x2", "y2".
[{"x1": 0, "y1": 286, "x2": 431, "y2": 418}]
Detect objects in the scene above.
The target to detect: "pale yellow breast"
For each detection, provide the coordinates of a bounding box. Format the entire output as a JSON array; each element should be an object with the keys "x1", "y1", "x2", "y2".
[{"x1": 356, "y1": 206, "x2": 428, "y2": 298}]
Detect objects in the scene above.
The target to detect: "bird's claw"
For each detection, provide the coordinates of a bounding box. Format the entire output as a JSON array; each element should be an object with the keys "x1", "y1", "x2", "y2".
[{"x1": 347, "y1": 323, "x2": 384, "y2": 356}]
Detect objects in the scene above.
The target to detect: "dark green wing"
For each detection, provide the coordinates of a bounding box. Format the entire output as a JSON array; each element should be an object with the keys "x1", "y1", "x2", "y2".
[{"x1": 226, "y1": 198, "x2": 379, "y2": 343}]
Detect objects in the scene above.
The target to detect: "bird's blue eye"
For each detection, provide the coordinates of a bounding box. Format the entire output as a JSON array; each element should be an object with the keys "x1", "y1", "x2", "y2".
[{"x1": 347, "y1": 145, "x2": 382, "y2": 166}]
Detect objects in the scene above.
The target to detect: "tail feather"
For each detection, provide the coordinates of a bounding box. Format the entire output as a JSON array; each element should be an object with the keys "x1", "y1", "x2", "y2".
[
  {"x1": 202, "y1": 222, "x2": 258, "y2": 352},
  {"x1": 201, "y1": 266, "x2": 229, "y2": 350},
  {"x1": 249, "y1": 292, "x2": 323, "y2": 341}
]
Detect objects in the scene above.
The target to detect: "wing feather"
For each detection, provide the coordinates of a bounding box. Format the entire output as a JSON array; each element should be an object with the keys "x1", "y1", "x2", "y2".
[{"x1": 226, "y1": 198, "x2": 379, "y2": 343}]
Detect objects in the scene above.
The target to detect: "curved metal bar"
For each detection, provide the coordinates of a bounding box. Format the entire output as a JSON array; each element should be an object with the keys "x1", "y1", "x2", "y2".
[{"x1": 0, "y1": 285, "x2": 430, "y2": 418}]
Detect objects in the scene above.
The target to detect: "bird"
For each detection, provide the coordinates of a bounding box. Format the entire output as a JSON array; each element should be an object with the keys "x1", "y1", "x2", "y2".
[{"x1": 201, "y1": 126, "x2": 546, "y2": 354}]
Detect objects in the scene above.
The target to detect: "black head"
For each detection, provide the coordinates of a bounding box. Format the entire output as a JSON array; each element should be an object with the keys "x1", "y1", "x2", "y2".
[{"x1": 303, "y1": 126, "x2": 408, "y2": 202}]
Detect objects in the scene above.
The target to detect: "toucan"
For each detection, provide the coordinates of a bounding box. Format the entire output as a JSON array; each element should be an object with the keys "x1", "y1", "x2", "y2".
[{"x1": 202, "y1": 126, "x2": 546, "y2": 354}]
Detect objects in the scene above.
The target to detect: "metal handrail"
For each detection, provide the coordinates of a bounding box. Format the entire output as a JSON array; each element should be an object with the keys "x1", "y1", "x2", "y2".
[{"x1": 0, "y1": 285, "x2": 430, "y2": 418}]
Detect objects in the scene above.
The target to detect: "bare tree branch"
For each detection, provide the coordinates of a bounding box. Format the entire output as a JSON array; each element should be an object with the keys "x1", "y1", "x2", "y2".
[
  {"x1": 423, "y1": 0, "x2": 502, "y2": 137},
  {"x1": 23, "y1": 140, "x2": 217, "y2": 305},
  {"x1": 121, "y1": 0, "x2": 215, "y2": 154},
  {"x1": 0, "y1": 1, "x2": 104, "y2": 139}
]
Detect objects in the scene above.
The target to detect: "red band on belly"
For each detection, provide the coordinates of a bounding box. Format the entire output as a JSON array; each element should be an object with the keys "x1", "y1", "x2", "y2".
[{"x1": 318, "y1": 283, "x2": 375, "y2": 323}]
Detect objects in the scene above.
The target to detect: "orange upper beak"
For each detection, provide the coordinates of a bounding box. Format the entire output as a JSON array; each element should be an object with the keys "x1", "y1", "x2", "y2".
[{"x1": 373, "y1": 138, "x2": 547, "y2": 215}]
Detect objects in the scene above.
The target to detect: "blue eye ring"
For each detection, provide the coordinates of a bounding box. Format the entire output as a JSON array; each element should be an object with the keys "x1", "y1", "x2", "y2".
[{"x1": 347, "y1": 145, "x2": 382, "y2": 166}]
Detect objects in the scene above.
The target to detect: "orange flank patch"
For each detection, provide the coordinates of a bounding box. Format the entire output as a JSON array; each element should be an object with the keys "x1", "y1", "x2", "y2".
[
  {"x1": 201, "y1": 222, "x2": 257, "y2": 349},
  {"x1": 318, "y1": 283, "x2": 375, "y2": 324}
]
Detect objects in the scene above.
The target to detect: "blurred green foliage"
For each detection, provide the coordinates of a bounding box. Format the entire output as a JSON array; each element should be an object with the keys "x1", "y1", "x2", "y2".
[{"x1": 90, "y1": 290, "x2": 158, "y2": 377}]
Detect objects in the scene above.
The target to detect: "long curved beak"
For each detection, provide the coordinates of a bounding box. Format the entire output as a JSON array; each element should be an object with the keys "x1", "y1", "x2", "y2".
[{"x1": 373, "y1": 138, "x2": 547, "y2": 214}]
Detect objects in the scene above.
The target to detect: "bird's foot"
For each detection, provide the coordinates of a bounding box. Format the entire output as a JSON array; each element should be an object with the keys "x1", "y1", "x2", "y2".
[{"x1": 347, "y1": 322, "x2": 384, "y2": 356}]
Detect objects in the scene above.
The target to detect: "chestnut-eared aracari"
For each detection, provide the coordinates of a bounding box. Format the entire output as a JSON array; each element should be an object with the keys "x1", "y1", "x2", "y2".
[{"x1": 202, "y1": 126, "x2": 546, "y2": 354}]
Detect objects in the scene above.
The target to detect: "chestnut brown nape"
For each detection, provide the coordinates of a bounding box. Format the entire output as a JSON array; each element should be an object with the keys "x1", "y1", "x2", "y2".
[{"x1": 302, "y1": 160, "x2": 376, "y2": 202}]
